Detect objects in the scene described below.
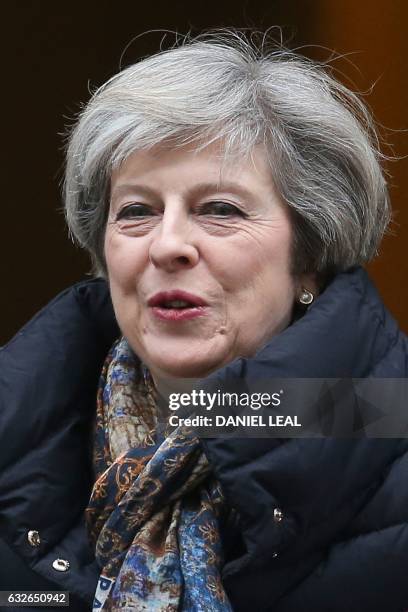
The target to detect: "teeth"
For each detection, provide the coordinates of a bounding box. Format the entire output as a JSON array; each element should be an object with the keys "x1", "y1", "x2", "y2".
[{"x1": 163, "y1": 300, "x2": 192, "y2": 308}]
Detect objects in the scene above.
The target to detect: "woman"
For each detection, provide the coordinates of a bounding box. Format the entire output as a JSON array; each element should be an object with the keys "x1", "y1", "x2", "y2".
[{"x1": 1, "y1": 32, "x2": 407, "y2": 611}]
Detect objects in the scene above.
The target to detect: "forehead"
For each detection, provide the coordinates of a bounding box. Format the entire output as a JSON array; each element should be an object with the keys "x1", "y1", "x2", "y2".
[{"x1": 110, "y1": 142, "x2": 276, "y2": 195}]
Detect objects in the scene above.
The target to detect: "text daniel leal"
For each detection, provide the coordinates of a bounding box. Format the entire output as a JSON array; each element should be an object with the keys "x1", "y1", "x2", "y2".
[
  {"x1": 169, "y1": 414, "x2": 302, "y2": 427},
  {"x1": 216, "y1": 414, "x2": 301, "y2": 426}
]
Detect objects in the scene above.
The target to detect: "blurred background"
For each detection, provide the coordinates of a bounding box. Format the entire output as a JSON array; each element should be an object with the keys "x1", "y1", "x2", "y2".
[{"x1": 2, "y1": 0, "x2": 407, "y2": 343}]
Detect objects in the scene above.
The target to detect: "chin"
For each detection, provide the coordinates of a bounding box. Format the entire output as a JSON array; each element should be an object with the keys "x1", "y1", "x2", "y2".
[
  {"x1": 136, "y1": 335, "x2": 232, "y2": 380},
  {"x1": 152, "y1": 359, "x2": 216, "y2": 379},
  {"x1": 143, "y1": 348, "x2": 224, "y2": 380}
]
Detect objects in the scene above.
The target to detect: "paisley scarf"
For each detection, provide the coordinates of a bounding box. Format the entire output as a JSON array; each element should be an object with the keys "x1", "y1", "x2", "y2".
[{"x1": 85, "y1": 337, "x2": 233, "y2": 611}]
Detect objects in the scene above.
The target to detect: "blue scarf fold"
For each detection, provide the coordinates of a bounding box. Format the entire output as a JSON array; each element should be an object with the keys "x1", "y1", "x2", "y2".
[{"x1": 85, "y1": 338, "x2": 233, "y2": 611}]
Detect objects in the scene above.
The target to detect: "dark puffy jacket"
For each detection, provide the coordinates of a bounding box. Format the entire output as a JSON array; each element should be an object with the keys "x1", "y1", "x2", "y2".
[{"x1": 0, "y1": 267, "x2": 407, "y2": 612}]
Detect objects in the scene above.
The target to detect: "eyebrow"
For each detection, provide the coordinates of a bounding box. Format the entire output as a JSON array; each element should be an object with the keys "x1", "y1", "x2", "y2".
[{"x1": 110, "y1": 181, "x2": 256, "y2": 202}]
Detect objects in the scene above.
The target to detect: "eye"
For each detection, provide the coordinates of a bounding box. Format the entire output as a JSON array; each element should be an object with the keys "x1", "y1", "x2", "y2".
[
  {"x1": 198, "y1": 201, "x2": 245, "y2": 217},
  {"x1": 116, "y1": 203, "x2": 154, "y2": 221}
]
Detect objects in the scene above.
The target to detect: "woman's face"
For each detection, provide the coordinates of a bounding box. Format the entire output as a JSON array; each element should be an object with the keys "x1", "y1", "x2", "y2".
[{"x1": 105, "y1": 143, "x2": 309, "y2": 379}]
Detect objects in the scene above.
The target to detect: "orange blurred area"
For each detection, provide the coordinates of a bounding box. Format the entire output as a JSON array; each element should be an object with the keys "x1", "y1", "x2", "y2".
[{"x1": 315, "y1": 1, "x2": 408, "y2": 332}]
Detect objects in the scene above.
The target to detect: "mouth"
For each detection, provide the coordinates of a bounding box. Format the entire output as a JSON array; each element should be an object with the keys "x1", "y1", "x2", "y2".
[{"x1": 147, "y1": 290, "x2": 208, "y2": 321}]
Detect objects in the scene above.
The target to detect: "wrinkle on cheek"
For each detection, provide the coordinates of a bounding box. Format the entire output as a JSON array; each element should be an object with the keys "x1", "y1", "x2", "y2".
[
  {"x1": 104, "y1": 223, "x2": 122, "y2": 251},
  {"x1": 239, "y1": 217, "x2": 292, "y2": 244},
  {"x1": 198, "y1": 220, "x2": 243, "y2": 237},
  {"x1": 209, "y1": 291, "x2": 241, "y2": 354},
  {"x1": 106, "y1": 216, "x2": 158, "y2": 238}
]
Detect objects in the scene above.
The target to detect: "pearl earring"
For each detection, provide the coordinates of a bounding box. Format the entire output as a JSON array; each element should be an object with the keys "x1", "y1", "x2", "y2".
[{"x1": 298, "y1": 288, "x2": 314, "y2": 305}]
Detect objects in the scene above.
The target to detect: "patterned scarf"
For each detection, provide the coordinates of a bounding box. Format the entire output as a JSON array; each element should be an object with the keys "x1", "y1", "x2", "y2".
[{"x1": 85, "y1": 337, "x2": 233, "y2": 611}]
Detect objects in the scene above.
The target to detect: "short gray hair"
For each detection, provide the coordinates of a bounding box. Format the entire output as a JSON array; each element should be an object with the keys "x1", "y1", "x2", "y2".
[{"x1": 64, "y1": 31, "x2": 391, "y2": 280}]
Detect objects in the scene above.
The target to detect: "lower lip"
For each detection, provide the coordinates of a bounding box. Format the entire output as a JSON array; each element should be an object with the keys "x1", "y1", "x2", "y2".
[{"x1": 150, "y1": 306, "x2": 207, "y2": 321}]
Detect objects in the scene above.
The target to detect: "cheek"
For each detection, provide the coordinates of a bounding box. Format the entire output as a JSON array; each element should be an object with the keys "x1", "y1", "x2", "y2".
[
  {"x1": 217, "y1": 229, "x2": 296, "y2": 341},
  {"x1": 104, "y1": 230, "x2": 146, "y2": 294},
  {"x1": 218, "y1": 228, "x2": 293, "y2": 296},
  {"x1": 104, "y1": 232, "x2": 147, "y2": 340},
  {"x1": 258, "y1": 237, "x2": 296, "y2": 309}
]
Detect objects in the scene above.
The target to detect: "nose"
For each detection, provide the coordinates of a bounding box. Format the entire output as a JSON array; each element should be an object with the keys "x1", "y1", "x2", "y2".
[{"x1": 148, "y1": 206, "x2": 199, "y2": 272}]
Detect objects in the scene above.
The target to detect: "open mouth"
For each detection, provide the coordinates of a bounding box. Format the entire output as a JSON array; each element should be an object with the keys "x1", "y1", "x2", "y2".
[
  {"x1": 159, "y1": 299, "x2": 197, "y2": 310},
  {"x1": 148, "y1": 291, "x2": 208, "y2": 321}
]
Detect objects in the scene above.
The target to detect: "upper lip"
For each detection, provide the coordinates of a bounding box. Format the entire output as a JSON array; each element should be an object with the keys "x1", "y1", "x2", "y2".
[{"x1": 147, "y1": 290, "x2": 208, "y2": 308}]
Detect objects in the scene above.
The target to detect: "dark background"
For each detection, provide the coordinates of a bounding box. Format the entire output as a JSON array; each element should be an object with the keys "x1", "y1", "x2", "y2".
[{"x1": 2, "y1": 0, "x2": 407, "y2": 344}]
